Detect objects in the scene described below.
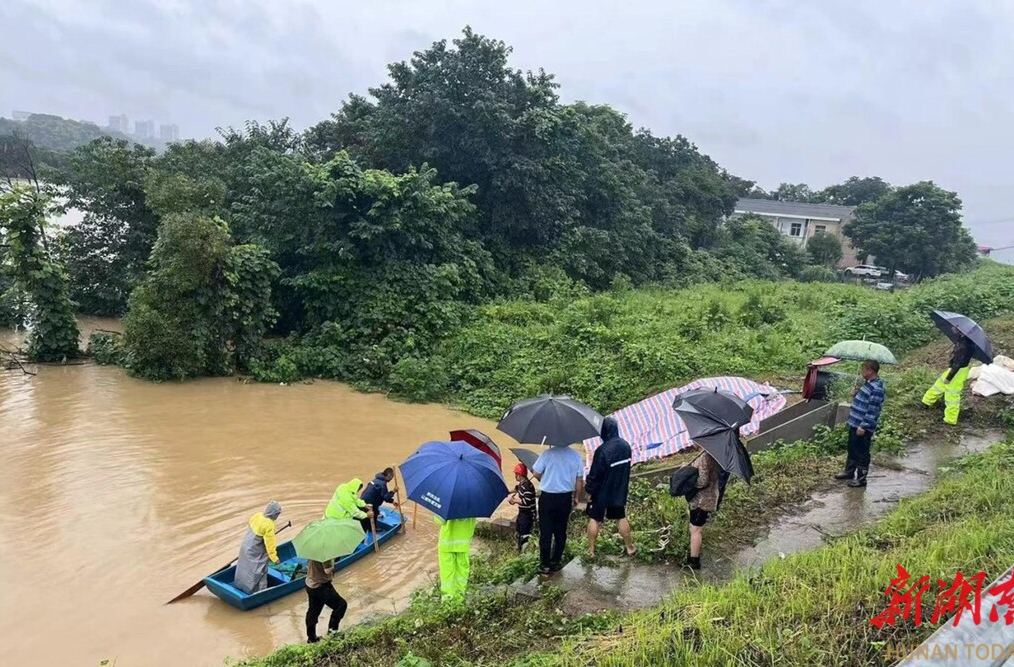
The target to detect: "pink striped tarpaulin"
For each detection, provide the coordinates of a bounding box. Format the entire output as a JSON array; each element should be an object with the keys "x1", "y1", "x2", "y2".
[{"x1": 581, "y1": 376, "x2": 786, "y2": 469}]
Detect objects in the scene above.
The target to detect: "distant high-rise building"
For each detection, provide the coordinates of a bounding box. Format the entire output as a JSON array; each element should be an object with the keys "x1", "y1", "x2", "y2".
[
  {"x1": 135, "y1": 120, "x2": 156, "y2": 139},
  {"x1": 159, "y1": 124, "x2": 180, "y2": 142},
  {"x1": 107, "y1": 114, "x2": 129, "y2": 134},
  {"x1": 12, "y1": 110, "x2": 33, "y2": 121}
]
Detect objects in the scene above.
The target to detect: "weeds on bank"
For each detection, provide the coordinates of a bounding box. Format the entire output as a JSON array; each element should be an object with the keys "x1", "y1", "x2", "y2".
[{"x1": 527, "y1": 439, "x2": 1014, "y2": 667}]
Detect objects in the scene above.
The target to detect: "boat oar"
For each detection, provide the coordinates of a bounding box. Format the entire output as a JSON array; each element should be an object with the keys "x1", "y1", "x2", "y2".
[
  {"x1": 166, "y1": 520, "x2": 291, "y2": 604},
  {"x1": 393, "y1": 466, "x2": 407, "y2": 534}
]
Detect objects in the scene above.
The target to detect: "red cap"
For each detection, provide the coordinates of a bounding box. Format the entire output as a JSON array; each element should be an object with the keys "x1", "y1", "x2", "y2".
[{"x1": 514, "y1": 463, "x2": 528, "y2": 476}]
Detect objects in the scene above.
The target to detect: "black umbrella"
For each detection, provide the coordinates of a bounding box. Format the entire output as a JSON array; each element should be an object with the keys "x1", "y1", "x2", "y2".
[
  {"x1": 672, "y1": 388, "x2": 755, "y2": 483},
  {"x1": 496, "y1": 394, "x2": 604, "y2": 447},
  {"x1": 930, "y1": 310, "x2": 994, "y2": 364}
]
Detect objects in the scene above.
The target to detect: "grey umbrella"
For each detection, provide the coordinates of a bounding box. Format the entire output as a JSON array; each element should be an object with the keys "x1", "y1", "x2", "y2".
[
  {"x1": 509, "y1": 447, "x2": 540, "y2": 471},
  {"x1": 496, "y1": 394, "x2": 604, "y2": 447},
  {"x1": 672, "y1": 388, "x2": 755, "y2": 483},
  {"x1": 930, "y1": 310, "x2": 994, "y2": 364}
]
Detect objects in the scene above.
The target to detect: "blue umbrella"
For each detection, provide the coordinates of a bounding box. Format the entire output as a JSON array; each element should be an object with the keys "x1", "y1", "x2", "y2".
[
  {"x1": 930, "y1": 310, "x2": 994, "y2": 364},
  {"x1": 400, "y1": 441, "x2": 509, "y2": 520}
]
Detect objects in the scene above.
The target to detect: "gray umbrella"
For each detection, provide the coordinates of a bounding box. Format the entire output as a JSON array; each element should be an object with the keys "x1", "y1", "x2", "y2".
[
  {"x1": 672, "y1": 388, "x2": 755, "y2": 483},
  {"x1": 930, "y1": 310, "x2": 994, "y2": 364},
  {"x1": 510, "y1": 447, "x2": 540, "y2": 471},
  {"x1": 496, "y1": 394, "x2": 604, "y2": 447}
]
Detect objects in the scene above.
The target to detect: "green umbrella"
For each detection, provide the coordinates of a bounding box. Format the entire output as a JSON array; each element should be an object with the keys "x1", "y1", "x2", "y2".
[
  {"x1": 824, "y1": 340, "x2": 897, "y2": 365},
  {"x1": 292, "y1": 518, "x2": 366, "y2": 562}
]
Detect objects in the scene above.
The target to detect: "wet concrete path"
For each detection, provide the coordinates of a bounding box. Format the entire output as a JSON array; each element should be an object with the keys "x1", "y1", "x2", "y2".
[{"x1": 522, "y1": 430, "x2": 1003, "y2": 616}]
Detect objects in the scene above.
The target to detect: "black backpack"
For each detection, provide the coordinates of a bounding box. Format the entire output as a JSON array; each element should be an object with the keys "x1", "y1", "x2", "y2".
[{"x1": 669, "y1": 466, "x2": 700, "y2": 501}]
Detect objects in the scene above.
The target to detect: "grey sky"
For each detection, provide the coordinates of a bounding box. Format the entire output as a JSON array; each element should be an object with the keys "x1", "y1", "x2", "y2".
[{"x1": 3, "y1": 0, "x2": 1012, "y2": 254}]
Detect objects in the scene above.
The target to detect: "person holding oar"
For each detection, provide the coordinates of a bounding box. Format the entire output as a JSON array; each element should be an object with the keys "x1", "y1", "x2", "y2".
[
  {"x1": 400, "y1": 440, "x2": 509, "y2": 602},
  {"x1": 234, "y1": 501, "x2": 283, "y2": 594},
  {"x1": 360, "y1": 467, "x2": 399, "y2": 518},
  {"x1": 325, "y1": 478, "x2": 375, "y2": 538}
]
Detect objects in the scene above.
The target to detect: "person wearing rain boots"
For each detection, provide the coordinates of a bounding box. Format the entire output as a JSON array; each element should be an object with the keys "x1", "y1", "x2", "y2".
[{"x1": 835, "y1": 360, "x2": 886, "y2": 488}]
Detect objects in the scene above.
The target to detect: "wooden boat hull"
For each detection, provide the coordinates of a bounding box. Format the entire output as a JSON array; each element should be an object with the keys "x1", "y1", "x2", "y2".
[{"x1": 204, "y1": 507, "x2": 403, "y2": 610}]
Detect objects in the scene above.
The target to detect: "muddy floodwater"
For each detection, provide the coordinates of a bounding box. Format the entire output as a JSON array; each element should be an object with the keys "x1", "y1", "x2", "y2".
[{"x1": 0, "y1": 319, "x2": 539, "y2": 666}]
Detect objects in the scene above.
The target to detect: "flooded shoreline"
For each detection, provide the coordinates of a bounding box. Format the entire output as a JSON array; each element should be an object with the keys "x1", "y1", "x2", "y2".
[{"x1": 0, "y1": 320, "x2": 540, "y2": 666}]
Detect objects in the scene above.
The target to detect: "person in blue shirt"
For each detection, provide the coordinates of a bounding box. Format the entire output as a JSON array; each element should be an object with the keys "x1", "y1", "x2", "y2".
[
  {"x1": 532, "y1": 444, "x2": 585, "y2": 576},
  {"x1": 835, "y1": 360, "x2": 886, "y2": 488}
]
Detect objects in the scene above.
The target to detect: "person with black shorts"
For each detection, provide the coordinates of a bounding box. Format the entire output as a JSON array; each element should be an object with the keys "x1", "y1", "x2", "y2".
[
  {"x1": 687, "y1": 450, "x2": 721, "y2": 570},
  {"x1": 585, "y1": 416, "x2": 636, "y2": 558}
]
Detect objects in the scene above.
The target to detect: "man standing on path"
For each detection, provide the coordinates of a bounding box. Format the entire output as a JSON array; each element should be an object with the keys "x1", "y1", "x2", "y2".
[
  {"x1": 435, "y1": 515, "x2": 477, "y2": 601},
  {"x1": 304, "y1": 558, "x2": 348, "y2": 643},
  {"x1": 835, "y1": 360, "x2": 886, "y2": 488},
  {"x1": 922, "y1": 328, "x2": 974, "y2": 425},
  {"x1": 532, "y1": 444, "x2": 585, "y2": 576},
  {"x1": 585, "y1": 416, "x2": 636, "y2": 558}
]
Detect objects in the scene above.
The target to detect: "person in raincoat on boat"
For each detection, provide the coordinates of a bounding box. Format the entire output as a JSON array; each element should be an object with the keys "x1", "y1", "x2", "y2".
[
  {"x1": 234, "y1": 501, "x2": 282, "y2": 594},
  {"x1": 325, "y1": 478, "x2": 374, "y2": 535},
  {"x1": 435, "y1": 515, "x2": 476, "y2": 601}
]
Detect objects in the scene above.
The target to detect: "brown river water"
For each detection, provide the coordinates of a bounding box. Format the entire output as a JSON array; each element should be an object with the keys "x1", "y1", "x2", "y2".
[{"x1": 0, "y1": 318, "x2": 539, "y2": 666}]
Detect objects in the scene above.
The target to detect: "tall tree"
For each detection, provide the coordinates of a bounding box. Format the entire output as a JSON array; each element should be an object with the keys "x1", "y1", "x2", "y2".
[
  {"x1": 844, "y1": 181, "x2": 976, "y2": 279},
  {"x1": 816, "y1": 176, "x2": 892, "y2": 206},
  {"x1": 806, "y1": 231, "x2": 844, "y2": 267},
  {"x1": 0, "y1": 186, "x2": 80, "y2": 360},
  {"x1": 51, "y1": 138, "x2": 159, "y2": 315},
  {"x1": 772, "y1": 182, "x2": 815, "y2": 203}
]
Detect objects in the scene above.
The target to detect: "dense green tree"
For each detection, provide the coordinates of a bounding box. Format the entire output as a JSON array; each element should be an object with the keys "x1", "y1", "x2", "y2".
[
  {"x1": 122, "y1": 212, "x2": 279, "y2": 380},
  {"x1": 713, "y1": 216, "x2": 810, "y2": 280},
  {"x1": 51, "y1": 138, "x2": 159, "y2": 315},
  {"x1": 306, "y1": 28, "x2": 739, "y2": 286},
  {"x1": 844, "y1": 181, "x2": 976, "y2": 280},
  {"x1": 806, "y1": 231, "x2": 844, "y2": 267},
  {"x1": 231, "y1": 149, "x2": 491, "y2": 379},
  {"x1": 816, "y1": 176, "x2": 892, "y2": 206},
  {"x1": 772, "y1": 183, "x2": 815, "y2": 203},
  {"x1": 0, "y1": 186, "x2": 80, "y2": 360}
]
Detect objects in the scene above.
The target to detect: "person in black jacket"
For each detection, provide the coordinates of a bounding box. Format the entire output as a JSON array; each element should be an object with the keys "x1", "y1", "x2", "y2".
[
  {"x1": 360, "y1": 468, "x2": 397, "y2": 531},
  {"x1": 585, "y1": 416, "x2": 636, "y2": 557}
]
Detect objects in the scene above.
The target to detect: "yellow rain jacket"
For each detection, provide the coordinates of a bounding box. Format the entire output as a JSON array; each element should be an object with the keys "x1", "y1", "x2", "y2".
[
  {"x1": 325, "y1": 479, "x2": 368, "y2": 520},
  {"x1": 250, "y1": 512, "x2": 279, "y2": 563}
]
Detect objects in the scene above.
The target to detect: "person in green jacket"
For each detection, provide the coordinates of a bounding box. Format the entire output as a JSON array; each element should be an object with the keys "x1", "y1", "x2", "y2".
[
  {"x1": 325, "y1": 478, "x2": 374, "y2": 535},
  {"x1": 435, "y1": 516, "x2": 476, "y2": 601}
]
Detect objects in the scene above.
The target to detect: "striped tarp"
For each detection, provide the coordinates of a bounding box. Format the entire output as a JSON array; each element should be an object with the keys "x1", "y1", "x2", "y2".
[{"x1": 581, "y1": 376, "x2": 786, "y2": 469}]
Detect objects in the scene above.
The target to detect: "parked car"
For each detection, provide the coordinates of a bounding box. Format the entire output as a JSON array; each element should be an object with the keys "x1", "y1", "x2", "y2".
[
  {"x1": 844, "y1": 264, "x2": 881, "y2": 278},
  {"x1": 874, "y1": 267, "x2": 909, "y2": 282}
]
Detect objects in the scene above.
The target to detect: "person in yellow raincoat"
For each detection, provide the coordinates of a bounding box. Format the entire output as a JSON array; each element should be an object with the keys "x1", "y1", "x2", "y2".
[
  {"x1": 325, "y1": 478, "x2": 374, "y2": 534},
  {"x1": 922, "y1": 328, "x2": 975, "y2": 425},
  {"x1": 234, "y1": 501, "x2": 282, "y2": 594},
  {"x1": 435, "y1": 516, "x2": 476, "y2": 601}
]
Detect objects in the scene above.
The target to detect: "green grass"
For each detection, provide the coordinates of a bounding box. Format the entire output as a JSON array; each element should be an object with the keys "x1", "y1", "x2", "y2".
[{"x1": 526, "y1": 438, "x2": 1014, "y2": 667}]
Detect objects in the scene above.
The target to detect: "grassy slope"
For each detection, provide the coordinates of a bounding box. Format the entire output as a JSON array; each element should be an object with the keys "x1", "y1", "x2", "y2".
[
  {"x1": 243, "y1": 264, "x2": 1014, "y2": 667},
  {"x1": 436, "y1": 260, "x2": 1014, "y2": 419},
  {"x1": 534, "y1": 439, "x2": 1014, "y2": 667}
]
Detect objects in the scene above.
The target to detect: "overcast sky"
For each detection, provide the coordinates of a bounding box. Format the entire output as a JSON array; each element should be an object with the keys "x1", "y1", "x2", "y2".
[{"x1": 3, "y1": 0, "x2": 1012, "y2": 255}]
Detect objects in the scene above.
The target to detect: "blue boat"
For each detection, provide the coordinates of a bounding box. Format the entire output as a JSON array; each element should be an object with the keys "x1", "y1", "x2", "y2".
[{"x1": 204, "y1": 507, "x2": 403, "y2": 611}]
